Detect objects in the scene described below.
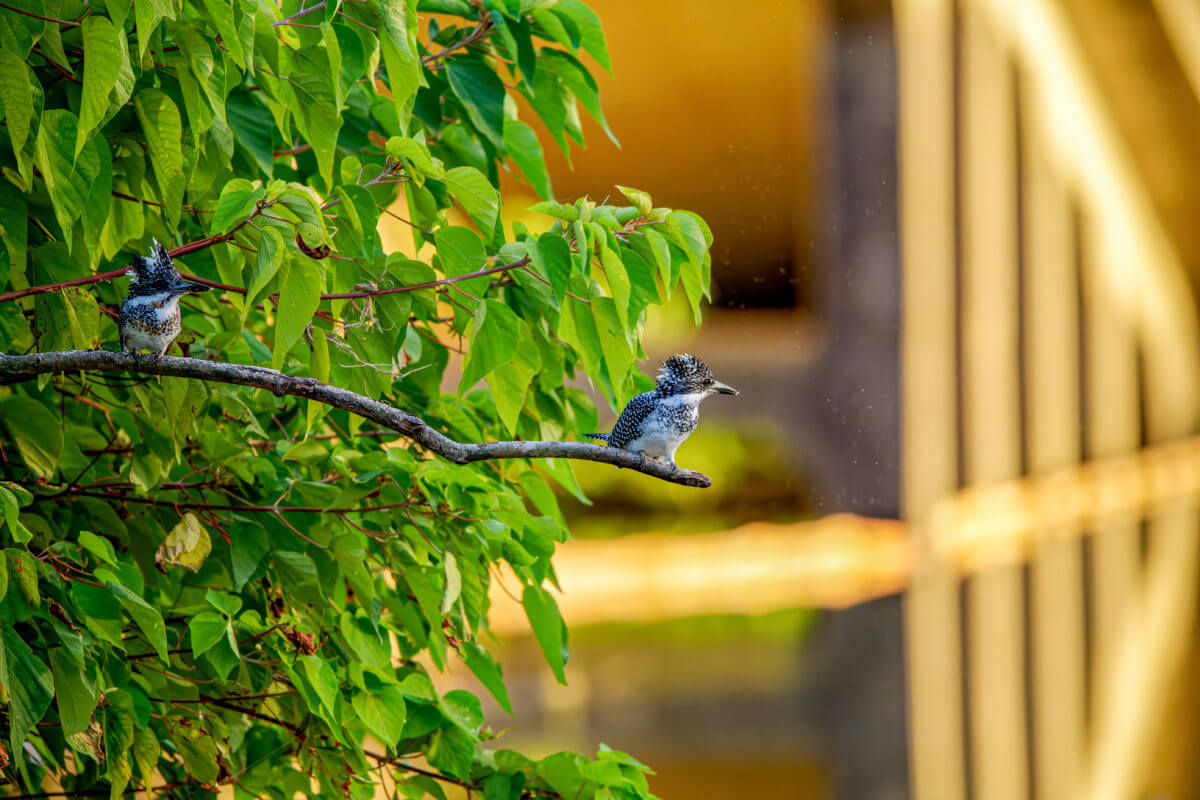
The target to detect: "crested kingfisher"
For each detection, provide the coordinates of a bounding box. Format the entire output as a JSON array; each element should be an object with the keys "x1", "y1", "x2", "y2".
[
  {"x1": 118, "y1": 239, "x2": 212, "y2": 356},
  {"x1": 583, "y1": 354, "x2": 738, "y2": 470}
]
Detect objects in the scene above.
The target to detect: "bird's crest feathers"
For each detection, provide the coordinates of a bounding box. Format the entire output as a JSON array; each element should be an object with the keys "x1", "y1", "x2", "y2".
[
  {"x1": 125, "y1": 238, "x2": 182, "y2": 294},
  {"x1": 656, "y1": 353, "x2": 715, "y2": 395}
]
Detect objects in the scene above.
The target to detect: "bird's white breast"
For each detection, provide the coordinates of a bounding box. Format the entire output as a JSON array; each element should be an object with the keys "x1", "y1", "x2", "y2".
[{"x1": 623, "y1": 393, "x2": 704, "y2": 460}]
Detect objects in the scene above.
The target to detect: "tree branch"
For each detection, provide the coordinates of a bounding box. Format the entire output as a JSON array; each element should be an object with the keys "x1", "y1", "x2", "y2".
[{"x1": 0, "y1": 351, "x2": 712, "y2": 488}]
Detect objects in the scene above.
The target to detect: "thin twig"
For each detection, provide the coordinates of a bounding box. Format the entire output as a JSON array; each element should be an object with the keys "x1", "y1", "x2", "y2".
[
  {"x1": 0, "y1": 1, "x2": 80, "y2": 27},
  {"x1": 273, "y1": 1, "x2": 325, "y2": 26},
  {"x1": 0, "y1": 351, "x2": 712, "y2": 487}
]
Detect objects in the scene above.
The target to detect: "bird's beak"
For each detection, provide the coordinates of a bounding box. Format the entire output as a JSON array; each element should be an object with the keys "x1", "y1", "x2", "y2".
[
  {"x1": 711, "y1": 381, "x2": 739, "y2": 396},
  {"x1": 173, "y1": 281, "x2": 213, "y2": 294}
]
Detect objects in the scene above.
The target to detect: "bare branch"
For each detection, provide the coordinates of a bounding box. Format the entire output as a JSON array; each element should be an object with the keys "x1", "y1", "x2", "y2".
[{"x1": 0, "y1": 350, "x2": 712, "y2": 488}]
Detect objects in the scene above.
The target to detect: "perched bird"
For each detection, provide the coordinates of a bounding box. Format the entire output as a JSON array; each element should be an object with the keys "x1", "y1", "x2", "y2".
[
  {"x1": 583, "y1": 354, "x2": 738, "y2": 470},
  {"x1": 118, "y1": 239, "x2": 212, "y2": 356}
]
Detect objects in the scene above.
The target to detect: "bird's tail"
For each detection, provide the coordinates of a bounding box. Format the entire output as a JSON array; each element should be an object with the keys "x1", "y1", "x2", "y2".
[{"x1": 581, "y1": 432, "x2": 610, "y2": 443}]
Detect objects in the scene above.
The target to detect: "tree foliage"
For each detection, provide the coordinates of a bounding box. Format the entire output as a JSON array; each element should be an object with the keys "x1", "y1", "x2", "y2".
[{"x1": 0, "y1": 0, "x2": 714, "y2": 797}]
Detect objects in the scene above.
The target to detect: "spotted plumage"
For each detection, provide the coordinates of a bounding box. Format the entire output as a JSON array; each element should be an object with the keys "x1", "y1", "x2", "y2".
[
  {"x1": 583, "y1": 354, "x2": 738, "y2": 469},
  {"x1": 118, "y1": 239, "x2": 212, "y2": 356}
]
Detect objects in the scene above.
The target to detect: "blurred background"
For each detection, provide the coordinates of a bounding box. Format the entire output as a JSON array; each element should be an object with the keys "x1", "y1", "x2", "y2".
[{"x1": 388, "y1": 0, "x2": 1200, "y2": 797}]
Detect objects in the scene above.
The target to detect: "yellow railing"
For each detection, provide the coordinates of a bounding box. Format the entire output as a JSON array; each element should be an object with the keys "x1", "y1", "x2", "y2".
[{"x1": 897, "y1": 0, "x2": 1200, "y2": 798}]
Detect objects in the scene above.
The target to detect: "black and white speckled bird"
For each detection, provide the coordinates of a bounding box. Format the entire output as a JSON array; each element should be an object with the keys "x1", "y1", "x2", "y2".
[
  {"x1": 583, "y1": 354, "x2": 738, "y2": 470},
  {"x1": 118, "y1": 239, "x2": 212, "y2": 356}
]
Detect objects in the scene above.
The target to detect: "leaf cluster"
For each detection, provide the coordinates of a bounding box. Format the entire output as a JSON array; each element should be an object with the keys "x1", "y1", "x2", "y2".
[{"x1": 0, "y1": 1, "x2": 714, "y2": 797}]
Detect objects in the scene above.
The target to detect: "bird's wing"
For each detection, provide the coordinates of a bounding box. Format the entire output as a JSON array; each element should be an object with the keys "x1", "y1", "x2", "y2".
[{"x1": 608, "y1": 392, "x2": 658, "y2": 449}]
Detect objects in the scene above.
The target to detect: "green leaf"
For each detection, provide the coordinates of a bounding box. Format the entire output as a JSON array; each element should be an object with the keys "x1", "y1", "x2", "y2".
[
  {"x1": 50, "y1": 647, "x2": 98, "y2": 735},
  {"x1": 134, "y1": 0, "x2": 174, "y2": 59},
  {"x1": 78, "y1": 531, "x2": 118, "y2": 566},
  {"x1": 597, "y1": 240, "x2": 629, "y2": 328},
  {"x1": 490, "y1": 361, "x2": 532, "y2": 436},
  {"x1": 134, "y1": 89, "x2": 186, "y2": 228},
  {"x1": 446, "y1": 56, "x2": 506, "y2": 148},
  {"x1": 289, "y1": 70, "x2": 343, "y2": 188},
  {"x1": 444, "y1": 166, "x2": 500, "y2": 238},
  {"x1": 106, "y1": 581, "x2": 168, "y2": 662},
  {"x1": 591, "y1": 297, "x2": 634, "y2": 397},
  {"x1": 212, "y1": 179, "x2": 265, "y2": 235},
  {"x1": 427, "y1": 723, "x2": 476, "y2": 780},
  {"x1": 503, "y1": 119, "x2": 552, "y2": 200},
  {"x1": 35, "y1": 110, "x2": 103, "y2": 251},
  {"x1": 132, "y1": 727, "x2": 159, "y2": 781},
  {"x1": 154, "y1": 513, "x2": 212, "y2": 572},
  {"x1": 6, "y1": 549, "x2": 39, "y2": 609},
  {"x1": 351, "y1": 674, "x2": 408, "y2": 747},
  {"x1": 0, "y1": 397, "x2": 62, "y2": 479},
  {"x1": 461, "y1": 641, "x2": 513, "y2": 713},
  {"x1": 0, "y1": 192, "x2": 27, "y2": 287},
  {"x1": 307, "y1": 326, "x2": 330, "y2": 434},
  {"x1": 536, "y1": 232, "x2": 572, "y2": 304},
  {"x1": 440, "y1": 552, "x2": 461, "y2": 614},
  {"x1": 296, "y1": 654, "x2": 340, "y2": 727},
  {"x1": 76, "y1": 16, "x2": 122, "y2": 158},
  {"x1": 378, "y1": 0, "x2": 421, "y2": 134},
  {"x1": 542, "y1": 50, "x2": 618, "y2": 147},
  {"x1": 522, "y1": 584, "x2": 568, "y2": 684},
  {"x1": 554, "y1": 0, "x2": 611, "y2": 72},
  {"x1": 1, "y1": 623, "x2": 54, "y2": 753},
  {"x1": 386, "y1": 136, "x2": 444, "y2": 179},
  {"x1": 435, "y1": 225, "x2": 489, "y2": 298},
  {"x1": 229, "y1": 522, "x2": 269, "y2": 589},
  {"x1": 272, "y1": 260, "x2": 323, "y2": 370},
  {"x1": 61, "y1": 287, "x2": 100, "y2": 349},
  {"x1": 531, "y1": 9, "x2": 578, "y2": 53},
  {"x1": 616, "y1": 185, "x2": 652, "y2": 216},
  {"x1": 0, "y1": 44, "x2": 37, "y2": 180},
  {"x1": 460, "y1": 299, "x2": 522, "y2": 391},
  {"x1": 188, "y1": 611, "x2": 227, "y2": 658},
  {"x1": 247, "y1": 226, "x2": 287, "y2": 309}
]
